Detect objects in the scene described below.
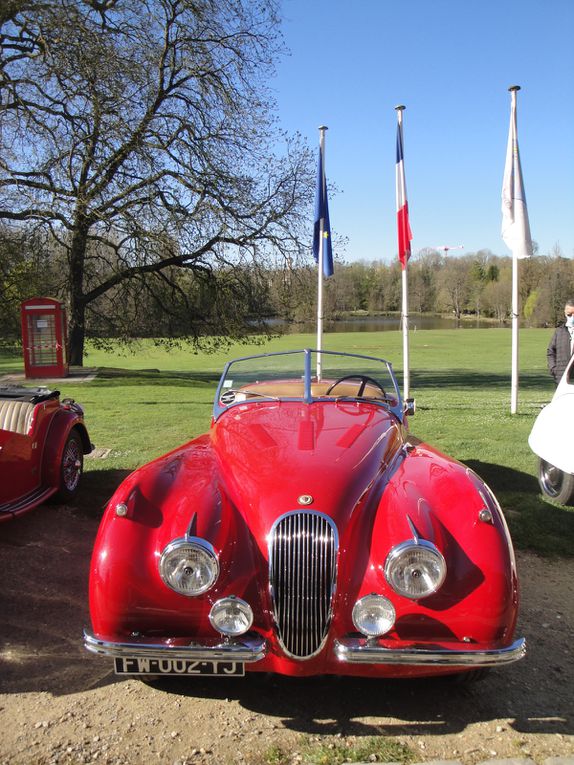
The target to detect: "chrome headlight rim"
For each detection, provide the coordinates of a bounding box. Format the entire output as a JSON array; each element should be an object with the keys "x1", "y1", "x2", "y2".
[
  {"x1": 384, "y1": 539, "x2": 446, "y2": 600},
  {"x1": 352, "y1": 593, "x2": 396, "y2": 637},
  {"x1": 209, "y1": 596, "x2": 254, "y2": 637},
  {"x1": 159, "y1": 536, "x2": 219, "y2": 597}
]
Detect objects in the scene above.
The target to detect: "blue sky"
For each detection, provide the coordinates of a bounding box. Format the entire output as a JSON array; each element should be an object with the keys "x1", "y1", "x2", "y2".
[{"x1": 273, "y1": 0, "x2": 574, "y2": 264}]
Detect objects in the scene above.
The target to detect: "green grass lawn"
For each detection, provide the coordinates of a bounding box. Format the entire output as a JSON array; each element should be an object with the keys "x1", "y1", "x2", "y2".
[{"x1": 2, "y1": 328, "x2": 573, "y2": 555}]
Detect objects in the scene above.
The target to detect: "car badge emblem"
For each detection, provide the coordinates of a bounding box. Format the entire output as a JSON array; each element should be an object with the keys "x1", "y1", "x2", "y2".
[{"x1": 298, "y1": 494, "x2": 313, "y2": 506}]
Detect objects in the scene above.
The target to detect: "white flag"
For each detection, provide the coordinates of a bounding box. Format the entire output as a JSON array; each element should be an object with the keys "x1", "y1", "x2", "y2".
[{"x1": 501, "y1": 93, "x2": 533, "y2": 259}]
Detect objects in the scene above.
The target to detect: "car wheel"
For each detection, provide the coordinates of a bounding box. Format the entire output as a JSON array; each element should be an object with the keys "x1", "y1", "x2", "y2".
[
  {"x1": 139, "y1": 675, "x2": 162, "y2": 685},
  {"x1": 538, "y1": 458, "x2": 574, "y2": 505},
  {"x1": 55, "y1": 431, "x2": 83, "y2": 501},
  {"x1": 446, "y1": 668, "x2": 490, "y2": 685}
]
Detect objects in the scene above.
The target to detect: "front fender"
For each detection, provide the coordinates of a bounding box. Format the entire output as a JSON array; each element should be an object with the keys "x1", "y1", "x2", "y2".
[
  {"x1": 89, "y1": 436, "x2": 267, "y2": 640},
  {"x1": 336, "y1": 442, "x2": 519, "y2": 647}
]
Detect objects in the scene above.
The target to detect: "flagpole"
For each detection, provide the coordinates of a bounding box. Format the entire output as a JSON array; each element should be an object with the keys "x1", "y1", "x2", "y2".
[
  {"x1": 511, "y1": 234, "x2": 519, "y2": 414},
  {"x1": 502, "y1": 83, "x2": 532, "y2": 412},
  {"x1": 396, "y1": 105, "x2": 410, "y2": 399},
  {"x1": 316, "y1": 125, "x2": 328, "y2": 381},
  {"x1": 402, "y1": 257, "x2": 410, "y2": 399},
  {"x1": 509, "y1": 86, "x2": 521, "y2": 415}
]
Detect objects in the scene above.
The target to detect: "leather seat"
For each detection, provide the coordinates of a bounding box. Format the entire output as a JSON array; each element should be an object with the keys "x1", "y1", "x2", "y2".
[{"x1": 0, "y1": 400, "x2": 36, "y2": 435}]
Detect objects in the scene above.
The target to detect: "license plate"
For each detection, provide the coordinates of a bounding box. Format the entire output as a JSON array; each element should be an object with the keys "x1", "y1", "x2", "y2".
[{"x1": 114, "y1": 657, "x2": 245, "y2": 676}]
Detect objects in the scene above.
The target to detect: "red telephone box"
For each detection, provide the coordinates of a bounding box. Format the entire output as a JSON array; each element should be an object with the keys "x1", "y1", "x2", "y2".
[{"x1": 21, "y1": 298, "x2": 69, "y2": 379}]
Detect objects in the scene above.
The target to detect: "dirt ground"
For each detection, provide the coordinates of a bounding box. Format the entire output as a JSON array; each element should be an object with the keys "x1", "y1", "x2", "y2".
[{"x1": 0, "y1": 489, "x2": 573, "y2": 765}]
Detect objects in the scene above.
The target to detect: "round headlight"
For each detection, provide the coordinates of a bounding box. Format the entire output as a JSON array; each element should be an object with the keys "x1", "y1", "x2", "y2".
[
  {"x1": 209, "y1": 597, "x2": 253, "y2": 636},
  {"x1": 384, "y1": 540, "x2": 446, "y2": 599},
  {"x1": 352, "y1": 594, "x2": 396, "y2": 637},
  {"x1": 159, "y1": 538, "x2": 219, "y2": 596}
]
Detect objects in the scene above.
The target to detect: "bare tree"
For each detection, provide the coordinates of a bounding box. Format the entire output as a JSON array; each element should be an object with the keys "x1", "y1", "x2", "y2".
[
  {"x1": 0, "y1": 0, "x2": 313, "y2": 364},
  {"x1": 437, "y1": 256, "x2": 472, "y2": 321},
  {"x1": 481, "y1": 275, "x2": 511, "y2": 323}
]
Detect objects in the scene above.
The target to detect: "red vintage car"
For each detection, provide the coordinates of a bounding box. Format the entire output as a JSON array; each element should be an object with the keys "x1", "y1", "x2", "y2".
[
  {"x1": 0, "y1": 385, "x2": 92, "y2": 521},
  {"x1": 84, "y1": 349, "x2": 525, "y2": 682}
]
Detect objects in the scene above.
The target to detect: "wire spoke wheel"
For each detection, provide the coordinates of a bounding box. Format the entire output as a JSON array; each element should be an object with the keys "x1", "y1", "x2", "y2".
[{"x1": 57, "y1": 432, "x2": 83, "y2": 500}]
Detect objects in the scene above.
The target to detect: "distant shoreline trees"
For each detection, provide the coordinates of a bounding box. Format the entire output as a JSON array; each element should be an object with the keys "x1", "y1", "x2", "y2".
[{"x1": 264, "y1": 245, "x2": 574, "y2": 332}]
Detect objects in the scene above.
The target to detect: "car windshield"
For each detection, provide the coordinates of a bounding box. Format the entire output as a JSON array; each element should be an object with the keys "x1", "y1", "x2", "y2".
[{"x1": 213, "y1": 349, "x2": 402, "y2": 420}]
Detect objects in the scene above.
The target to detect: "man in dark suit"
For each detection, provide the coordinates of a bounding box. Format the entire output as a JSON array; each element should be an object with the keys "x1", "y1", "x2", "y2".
[{"x1": 547, "y1": 299, "x2": 574, "y2": 384}]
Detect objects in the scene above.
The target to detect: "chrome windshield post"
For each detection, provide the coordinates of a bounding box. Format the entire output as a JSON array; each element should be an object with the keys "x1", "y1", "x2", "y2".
[{"x1": 304, "y1": 349, "x2": 313, "y2": 403}]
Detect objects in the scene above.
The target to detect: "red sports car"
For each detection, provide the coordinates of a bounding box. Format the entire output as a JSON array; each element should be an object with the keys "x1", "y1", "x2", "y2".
[
  {"x1": 85, "y1": 349, "x2": 525, "y2": 682},
  {"x1": 0, "y1": 385, "x2": 92, "y2": 522}
]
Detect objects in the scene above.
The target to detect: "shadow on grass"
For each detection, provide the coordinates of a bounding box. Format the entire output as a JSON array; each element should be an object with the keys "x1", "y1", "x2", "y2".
[
  {"x1": 466, "y1": 459, "x2": 574, "y2": 557},
  {"x1": 94, "y1": 367, "x2": 221, "y2": 388},
  {"x1": 410, "y1": 368, "x2": 552, "y2": 393},
  {"x1": 465, "y1": 459, "x2": 539, "y2": 492},
  {"x1": 91, "y1": 365, "x2": 554, "y2": 394}
]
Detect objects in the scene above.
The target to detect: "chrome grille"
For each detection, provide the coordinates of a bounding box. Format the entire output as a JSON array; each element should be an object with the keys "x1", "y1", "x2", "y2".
[{"x1": 269, "y1": 511, "x2": 338, "y2": 659}]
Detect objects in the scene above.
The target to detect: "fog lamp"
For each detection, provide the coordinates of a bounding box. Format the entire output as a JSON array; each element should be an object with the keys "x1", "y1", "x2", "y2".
[
  {"x1": 352, "y1": 594, "x2": 396, "y2": 637},
  {"x1": 385, "y1": 540, "x2": 446, "y2": 599},
  {"x1": 159, "y1": 538, "x2": 219, "y2": 596},
  {"x1": 209, "y1": 597, "x2": 253, "y2": 637}
]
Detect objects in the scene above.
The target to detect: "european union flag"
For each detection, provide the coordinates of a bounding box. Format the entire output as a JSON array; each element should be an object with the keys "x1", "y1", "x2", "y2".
[{"x1": 312, "y1": 147, "x2": 334, "y2": 277}]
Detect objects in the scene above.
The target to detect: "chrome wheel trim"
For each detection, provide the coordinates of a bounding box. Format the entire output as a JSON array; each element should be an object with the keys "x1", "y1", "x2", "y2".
[{"x1": 539, "y1": 459, "x2": 563, "y2": 498}]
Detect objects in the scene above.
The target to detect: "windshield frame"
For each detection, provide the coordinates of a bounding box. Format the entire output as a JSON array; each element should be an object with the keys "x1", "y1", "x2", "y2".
[{"x1": 213, "y1": 348, "x2": 404, "y2": 422}]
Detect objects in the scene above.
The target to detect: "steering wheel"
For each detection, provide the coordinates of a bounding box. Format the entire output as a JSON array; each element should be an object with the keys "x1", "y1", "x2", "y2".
[{"x1": 325, "y1": 374, "x2": 386, "y2": 399}]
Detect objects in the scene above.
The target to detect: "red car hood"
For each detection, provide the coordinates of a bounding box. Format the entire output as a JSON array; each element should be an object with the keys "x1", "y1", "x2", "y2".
[{"x1": 210, "y1": 400, "x2": 404, "y2": 541}]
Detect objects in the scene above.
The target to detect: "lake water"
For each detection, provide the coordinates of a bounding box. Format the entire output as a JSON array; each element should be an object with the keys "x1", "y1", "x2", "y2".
[{"x1": 269, "y1": 315, "x2": 506, "y2": 334}]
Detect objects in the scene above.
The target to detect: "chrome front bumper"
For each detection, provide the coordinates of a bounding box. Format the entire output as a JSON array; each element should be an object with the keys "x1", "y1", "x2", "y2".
[
  {"x1": 85, "y1": 628, "x2": 526, "y2": 668},
  {"x1": 84, "y1": 629, "x2": 266, "y2": 662},
  {"x1": 334, "y1": 636, "x2": 526, "y2": 666}
]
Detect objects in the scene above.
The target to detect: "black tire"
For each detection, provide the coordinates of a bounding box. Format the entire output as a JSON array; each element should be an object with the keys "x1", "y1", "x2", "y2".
[
  {"x1": 139, "y1": 675, "x2": 162, "y2": 686},
  {"x1": 444, "y1": 667, "x2": 490, "y2": 685},
  {"x1": 538, "y1": 457, "x2": 574, "y2": 505},
  {"x1": 55, "y1": 431, "x2": 83, "y2": 501}
]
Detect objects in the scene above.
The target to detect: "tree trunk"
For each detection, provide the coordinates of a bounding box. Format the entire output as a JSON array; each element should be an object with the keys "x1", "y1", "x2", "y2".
[
  {"x1": 68, "y1": 220, "x2": 89, "y2": 366},
  {"x1": 68, "y1": 302, "x2": 86, "y2": 366}
]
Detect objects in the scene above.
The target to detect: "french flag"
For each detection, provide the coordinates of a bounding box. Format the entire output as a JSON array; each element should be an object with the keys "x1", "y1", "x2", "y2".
[{"x1": 396, "y1": 119, "x2": 413, "y2": 268}]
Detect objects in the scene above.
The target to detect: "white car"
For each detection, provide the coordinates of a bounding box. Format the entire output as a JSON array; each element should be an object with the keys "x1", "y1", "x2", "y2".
[{"x1": 529, "y1": 354, "x2": 574, "y2": 504}]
